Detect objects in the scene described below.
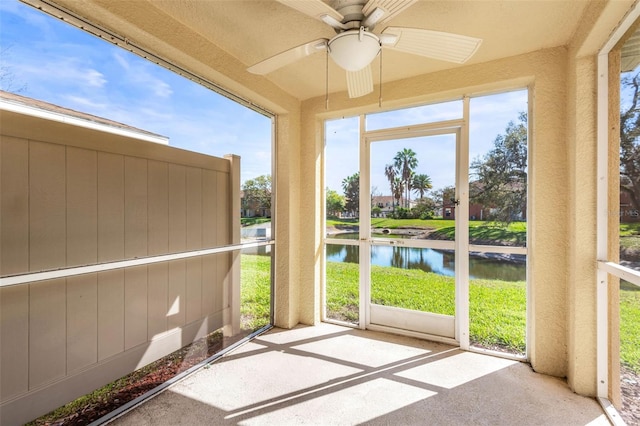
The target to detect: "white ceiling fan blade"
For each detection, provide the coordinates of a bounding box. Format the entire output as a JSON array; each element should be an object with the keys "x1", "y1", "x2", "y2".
[
  {"x1": 382, "y1": 27, "x2": 482, "y2": 64},
  {"x1": 363, "y1": 0, "x2": 417, "y2": 28},
  {"x1": 346, "y1": 65, "x2": 374, "y2": 98},
  {"x1": 247, "y1": 39, "x2": 328, "y2": 75},
  {"x1": 277, "y1": 0, "x2": 344, "y2": 28}
]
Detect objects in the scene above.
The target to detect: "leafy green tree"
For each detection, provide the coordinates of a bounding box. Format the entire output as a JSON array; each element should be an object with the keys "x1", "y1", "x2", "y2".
[
  {"x1": 620, "y1": 72, "x2": 640, "y2": 213},
  {"x1": 393, "y1": 148, "x2": 418, "y2": 208},
  {"x1": 412, "y1": 174, "x2": 433, "y2": 199},
  {"x1": 412, "y1": 197, "x2": 436, "y2": 220},
  {"x1": 391, "y1": 207, "x2": 410, "y2": 219},
  {"x1": 242, "y1": 174, "x2": 272, "y2": 215},
  {"x1": 326, "y1": 188, "x2": 345, "y2": 217},
  {"x1": 341, "y1": 172, "x2": 359, "y2": 217},
  {"x1": 470, "y1": 112, "x2": 527, "y2": 224}
]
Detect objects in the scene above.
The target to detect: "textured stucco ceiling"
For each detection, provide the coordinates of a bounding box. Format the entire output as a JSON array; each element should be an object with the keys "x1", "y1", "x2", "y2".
[{"x1": 46, "y1": 0, "x2": 592, "y2": 101}]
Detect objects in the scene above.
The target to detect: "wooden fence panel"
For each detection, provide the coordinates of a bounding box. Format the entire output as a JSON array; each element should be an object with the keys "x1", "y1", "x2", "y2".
[
  {"x1": 124, "y1": 156, "x2": 148, "y2": 259},
  {"x1": 0, "y1": 112, "x2": 235, "y2": 426},
  {"x1": 97, "y1": 152, "x2": 125, "y2": 263},
  {"x1": 66, "y1": 274, "x2": 98, "y2": 373},
  {"x1": 0, "y1": 285, "x2": 29, "y2": 400},
  {"x1": 66, "y1": 147, "x2": 98, "y2": 267},
  {"x1": 0, "y1": 136, "x2": 29, "y2": 276},
  {"x1": 29, "y1": 278, "x2": 66, "y2": 388},
  {"x1": 30, "y1": 141, "x2": 66, "y2": 272},
  {"x1": 0, "y1": 136, "x2": 30, "y2": 401}
]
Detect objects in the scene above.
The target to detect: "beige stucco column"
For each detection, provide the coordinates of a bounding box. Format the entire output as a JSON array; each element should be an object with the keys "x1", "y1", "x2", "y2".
[{"x1": 565, "y1": 54, "x2": 599, "y2": 395}]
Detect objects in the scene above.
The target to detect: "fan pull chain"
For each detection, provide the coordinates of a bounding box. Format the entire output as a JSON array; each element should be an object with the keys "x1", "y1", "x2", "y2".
[
  {"x1": 325, "y1": 47, "x2": 329, "y2": 110},
  {"x1": 378, "y1": 46, "x2": 383, "y2": 108}
]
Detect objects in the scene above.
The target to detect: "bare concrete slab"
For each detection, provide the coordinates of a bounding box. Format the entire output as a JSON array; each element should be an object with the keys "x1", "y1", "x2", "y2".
[{"x1": 108, "y1": 323, "x2": 610, "y2": 425}]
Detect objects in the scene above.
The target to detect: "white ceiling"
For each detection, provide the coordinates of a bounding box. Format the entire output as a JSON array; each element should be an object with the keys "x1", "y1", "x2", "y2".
[{"x1": 48, "y1": 0, "x2": 593, "y2": 101}]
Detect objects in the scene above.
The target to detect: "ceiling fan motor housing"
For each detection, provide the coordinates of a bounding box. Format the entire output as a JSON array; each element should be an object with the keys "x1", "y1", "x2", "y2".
[{"x1": 328, "y1": 29, "x2": 381, "y2": 71}]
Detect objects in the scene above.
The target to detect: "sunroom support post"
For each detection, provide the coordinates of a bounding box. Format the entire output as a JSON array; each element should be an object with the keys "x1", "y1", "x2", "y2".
[{"x1": 225, "y1": 154, "x2": 241, "y2": 336}]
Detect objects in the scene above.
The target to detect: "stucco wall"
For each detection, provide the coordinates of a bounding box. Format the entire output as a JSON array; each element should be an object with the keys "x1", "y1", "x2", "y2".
[
  {"x1": 565, "y1": 55, "x2": 599, "y2": 396},
  {"x1": 561, "y1": 0, "x2": 634, "y2": 397},
  {"x1": 299, "y1": 47, "x2": 570, "y2": 378}
]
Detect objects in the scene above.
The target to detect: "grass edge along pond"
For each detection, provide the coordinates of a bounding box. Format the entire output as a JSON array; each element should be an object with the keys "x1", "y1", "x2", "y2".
[
  {"x1": 324, "y1": 259, "x2": 640, "y2": 370},
  {"x1": 241, "y1": 253, "x2": 638, "y2": 370}
]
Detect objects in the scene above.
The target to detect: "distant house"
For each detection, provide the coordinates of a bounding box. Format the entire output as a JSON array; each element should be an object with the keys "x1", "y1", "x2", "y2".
[
  {"x1": 443, "y1": 181, "x2": 527, "y2": 221},
  {"x1": 620, "y1": 190, "x2": 640, "y2": 222},
  {"x1": 371, "y1": 195, "x2": 412, "y2": 217},
  {"x1": 241, "y1": 190, "x2": 271, "y2": 218}
]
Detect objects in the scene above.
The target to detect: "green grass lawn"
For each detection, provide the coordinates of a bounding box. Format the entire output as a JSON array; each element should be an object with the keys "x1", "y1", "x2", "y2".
[
  {"x1": 620, "y1": 283, "x2": 640, "y2": 372},
  {"x1": 327, "y1": 218, "x2": 527, "y2": 244},
  {"x1": 241, "y1": 251, "x2": 639, "y2": 368},
  {"x1": 327, "y1": 261, "x2": 526, "y2": 353},
  {"x1": 325, "y1": 259, "x2": 637, "y2": 361},
  {"x1": 240, "y1": 254, "x2": 272, "y2": 331},
  {"x1": 619, "y1": 222, "x2": 640, "y2": 237},
  {"x1": 241, "y1": 217, "x2": 271, "y2": 227}
]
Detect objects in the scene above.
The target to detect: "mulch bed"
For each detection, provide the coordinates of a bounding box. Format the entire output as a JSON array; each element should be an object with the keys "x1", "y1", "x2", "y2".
[
  {"x1": 29, "y1": 330, "x2": 248, "y2": 426},
  {"x1": 620, "y1": 366, "x2": 640, "y2": 424}
]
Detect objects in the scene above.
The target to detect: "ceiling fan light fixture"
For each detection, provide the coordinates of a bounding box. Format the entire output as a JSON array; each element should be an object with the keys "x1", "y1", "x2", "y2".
[{"x1": 328, "y1": 29, "x2": 380, "y2": 72}]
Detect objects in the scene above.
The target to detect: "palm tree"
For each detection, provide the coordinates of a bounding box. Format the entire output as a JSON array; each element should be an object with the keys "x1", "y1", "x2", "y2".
[
  {"x1": 412, "y1": 174, "x2": 433, "y2": 199},
  {"x1": 394, "y1": 148, "x2": 418, "y2": 208},
  {"x1": 384, "y1": 164, "x2": 397, "y2": 213},
  {"x1": 393, "y1": 176, "x2": 403, "y2": 209}
]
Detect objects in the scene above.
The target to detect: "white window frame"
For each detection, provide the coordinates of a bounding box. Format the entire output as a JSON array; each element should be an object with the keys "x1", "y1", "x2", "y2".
[{"x1": 322, "y1": 90, "x2": 530, "y2": 361}]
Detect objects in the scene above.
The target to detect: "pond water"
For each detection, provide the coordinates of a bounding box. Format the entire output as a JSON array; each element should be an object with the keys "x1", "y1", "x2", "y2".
[{"x1": 326, "y1": 233, "x2": 526, "y2": 282}]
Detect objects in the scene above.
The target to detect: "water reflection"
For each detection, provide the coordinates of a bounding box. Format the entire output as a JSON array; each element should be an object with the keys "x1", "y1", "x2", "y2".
[{"x1": 326, "y1": 234, "x2": 525, "y2": 282}]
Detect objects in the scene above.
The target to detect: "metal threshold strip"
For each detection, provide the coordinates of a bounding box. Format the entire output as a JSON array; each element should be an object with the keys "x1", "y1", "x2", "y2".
[{"x1": 90, "y1": 324, "x2": 273, "y2": 426}]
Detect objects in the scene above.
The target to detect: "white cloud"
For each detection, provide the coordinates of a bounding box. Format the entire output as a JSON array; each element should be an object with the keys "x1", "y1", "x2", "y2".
[
  {"x1": 150, "y1": 79, "x2": 173, "y2": 97},
  {"x1": 85, "y1": 69, "x2": 107, "y2": 87},
  {"x1": 112, "y1": 51, "x2": 130, "y2": 71},
  {"x1": 12, "y1": 56, "x2": 106, "y2": 91}
]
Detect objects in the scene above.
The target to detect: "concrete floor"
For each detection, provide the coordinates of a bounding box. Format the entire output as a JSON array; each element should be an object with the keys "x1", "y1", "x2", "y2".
[{"x1": 109, "y1": 323, "x2": 610, "y2": 425}]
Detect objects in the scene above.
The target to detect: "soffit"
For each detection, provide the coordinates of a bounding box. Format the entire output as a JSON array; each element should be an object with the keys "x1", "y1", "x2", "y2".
[
  {"x1": 49, "y1": 0, "x2": 592, "y2": 101},
  {"x1": 622, "y1": 28, "x2": 640, "y2": 72}
]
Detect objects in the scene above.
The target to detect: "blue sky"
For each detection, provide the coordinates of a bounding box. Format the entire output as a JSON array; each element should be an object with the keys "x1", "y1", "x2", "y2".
[
  {"x1": 0, "y1": 0, "x2": 272, "y2": 183},
  {"x1": 326, "y1": 90, "x2": 528, "y2": 193},
  {"x1": 1, "y1": 0, "x2": 527, "y2": 196}
]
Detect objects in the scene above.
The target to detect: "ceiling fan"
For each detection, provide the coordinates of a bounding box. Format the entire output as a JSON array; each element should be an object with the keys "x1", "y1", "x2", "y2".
[{"x1": 247, "y1": 0, "x2": 482, "y2": 99}]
